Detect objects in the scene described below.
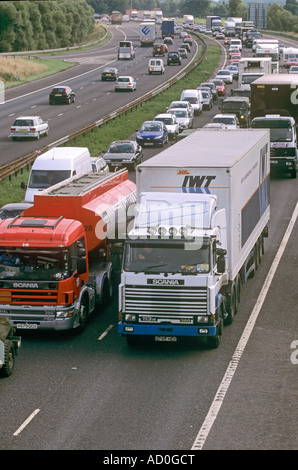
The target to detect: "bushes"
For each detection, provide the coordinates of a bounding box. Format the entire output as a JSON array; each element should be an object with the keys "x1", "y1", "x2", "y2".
[{"x1": 0, "y1": 1, "x2": 95, "y2": 52}]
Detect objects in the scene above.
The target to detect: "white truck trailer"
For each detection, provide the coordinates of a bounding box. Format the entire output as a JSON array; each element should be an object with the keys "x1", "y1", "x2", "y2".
[
  {"x1": 139, "y1": 22, "x2": 156, "y2": 46},
  {"x1": 238, "y1": 57, "x2": 272, "y2": 90},
  {"x1": 118, "y1": 129, "x2": 270, "y2": 348}
]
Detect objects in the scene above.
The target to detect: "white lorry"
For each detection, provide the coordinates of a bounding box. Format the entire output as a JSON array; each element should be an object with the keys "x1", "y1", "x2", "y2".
[
  {"x1": 139, "y1": 22, "x2": 156, "y2": 46},
  {"x1": 238, "y1": 57, "x2": 272, "y2": 90},
  {"x1": 253, "y1": 39, "x2": 279, "y2": 72},
  {"x1": 118, "y1": 129, "x2": 270, "y2": 348}
]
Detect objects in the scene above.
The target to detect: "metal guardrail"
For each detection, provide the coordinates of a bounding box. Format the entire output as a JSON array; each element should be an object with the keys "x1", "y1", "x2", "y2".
[{"x1": 0, "y1": 33, "x2": 207, "y2": 182}]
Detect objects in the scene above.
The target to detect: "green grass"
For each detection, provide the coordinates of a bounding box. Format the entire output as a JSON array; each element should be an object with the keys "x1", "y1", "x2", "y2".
[{"x1": 0, "y1": 41, "x2": 221, "y2": 205}]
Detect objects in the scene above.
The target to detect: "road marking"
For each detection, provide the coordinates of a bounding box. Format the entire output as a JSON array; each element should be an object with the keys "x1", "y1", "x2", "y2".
[
  {"x1": 13, "y1": 409, "x2": 41, "y2": 436},
  {"x1": 98, "y1": 324, "x2": 113, "y2": 340},
  {"x1": 191, "y1": 201, "x2": 298, "y2": 450}
]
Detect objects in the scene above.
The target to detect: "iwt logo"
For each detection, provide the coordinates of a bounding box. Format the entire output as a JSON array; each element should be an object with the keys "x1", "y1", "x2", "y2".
[
  {"x1": 142, "y1": 26, "x2": 151, "y2": 35},
  {"x1": 181, "y1": 175, "x2": 216, "y2": 193}
]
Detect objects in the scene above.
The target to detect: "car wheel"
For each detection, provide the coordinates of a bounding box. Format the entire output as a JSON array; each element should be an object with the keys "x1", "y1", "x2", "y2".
[{"x1": 36, "y1": 132, "x2": 40, "y2": 140}]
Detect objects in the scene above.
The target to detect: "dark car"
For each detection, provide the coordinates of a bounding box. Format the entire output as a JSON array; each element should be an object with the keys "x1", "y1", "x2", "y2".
[
  {"x1": 167, "y1": 52, "x2": 181, "y2": 66},
  {"x1": 103, "y1": 140, "x2": 143, "y2": 171},
  {"x1": 136, "y1": 120, "x2": 168, "y2": 147},
  {"x1": 101, "y1": 67, "x2": 119, "y2": 81},
  {"x1": 49, "y1": 85, "x2": 75, "y2": 105},
  {"x1": 220, "y1": 96, "x2": 251, "y2": 127}
]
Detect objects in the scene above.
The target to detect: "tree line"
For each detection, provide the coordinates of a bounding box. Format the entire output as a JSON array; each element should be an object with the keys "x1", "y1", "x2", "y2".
[
  {"x1": 0, "y1": 1, "x2": 95, "y2": 52},
  {"x1": 88, "y1": 0, "x2": 298, "y2": 33}
]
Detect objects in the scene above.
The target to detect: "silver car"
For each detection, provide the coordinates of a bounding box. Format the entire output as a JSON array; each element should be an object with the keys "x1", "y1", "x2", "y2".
[
  {"x1": 215, "y1": 70, "x2": 233, "y2": 84},
  {"x1": 166, "y1": 101, "x2": 194, "y2": 118},
  {"x1": 154, "y1": 113, "x2": 180, "y2": 140},
  {"x1": 115, "y1": 76, "x2": 136, "y2": 92},
  {"x1": 167, "y1": 108, "x2": 194, "y2": 131},
  {"x1": 11, "y1": 116, "x2": 49, "y2": 140}
]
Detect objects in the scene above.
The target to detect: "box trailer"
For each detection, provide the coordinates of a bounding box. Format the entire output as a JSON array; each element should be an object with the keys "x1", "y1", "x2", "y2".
[
  {"x1": 139, "y1": 22, "x2": 156, "y2": 46},
  {"x1": 118, "y1": 129, "x2": 270, "y2": 348}
]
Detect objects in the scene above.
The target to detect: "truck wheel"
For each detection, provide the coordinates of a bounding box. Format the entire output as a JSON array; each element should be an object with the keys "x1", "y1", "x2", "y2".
[
  {"x1": 291, "y1": 169, "x2": 296, "y2": 179},
  {"x1": 76, "y1": 298, "x2": 89, "y2": 333},
  {"x1": 225, "y1": 287, "x2": 236, "y2": 325},
  {"x1": 0, "y1": 340, "x2": 15, "y2": 377}
]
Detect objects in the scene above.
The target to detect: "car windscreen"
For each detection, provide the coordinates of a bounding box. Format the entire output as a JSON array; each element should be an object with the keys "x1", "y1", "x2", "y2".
[
  {"x1": 28, "y1": 170, "x2": 71, "y2": 188},
  {"x1": 13, "y1": 119, "x2": 34, "y2": 126}
]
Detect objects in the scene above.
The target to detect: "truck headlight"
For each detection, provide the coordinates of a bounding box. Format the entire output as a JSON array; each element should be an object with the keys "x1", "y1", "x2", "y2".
[
  {"x1": 125, "y1": 314, "x2": 136, "y2": 321},
  {"x1": 197, "y1": 315, "x2": 209, "y2": 323}
]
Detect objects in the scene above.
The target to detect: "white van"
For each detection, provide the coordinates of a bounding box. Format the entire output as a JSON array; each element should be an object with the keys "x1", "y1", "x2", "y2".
[
  {"x1": 230, "y1": 38, "x2": 242, "y2": 51},
  {"x1": 25, "y1": 147, "x2": 92, "y2": 203},
  {"x1": 148, "y1": 58, "x2": 165, "y2": 74},
  {"x1": 180, "y1": 89, "x2": 203, "y2": 115}
]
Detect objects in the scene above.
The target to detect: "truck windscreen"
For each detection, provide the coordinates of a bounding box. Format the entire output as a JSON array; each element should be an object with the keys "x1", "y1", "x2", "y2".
[
  {"x1": 252, "y1": 121, "x2": 292, "y2": 142},
  {"x1": 0, "y1": 247, "x2": 72, "y2": 281},
  {"x1": 123, "y1": 240, "x2": 210, "y2": 274}
]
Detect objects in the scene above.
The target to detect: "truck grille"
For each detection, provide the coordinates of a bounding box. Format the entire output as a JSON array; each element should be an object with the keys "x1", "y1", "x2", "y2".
[
  {"x1": 0, "y1": 289, "x2": 58, "y2": 304},
  {"x1": 124, "y1": 285, "x2": 208, "y2": 315}
]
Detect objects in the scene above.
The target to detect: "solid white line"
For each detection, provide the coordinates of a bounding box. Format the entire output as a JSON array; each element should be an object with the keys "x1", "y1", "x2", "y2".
[
  {"x1": 98, "y1": 324, "x2": 114, "y2": 340},
  {"x1": 191, "y1": 201, "x2": 298, "y2": 450},
  {"x1": 13, "y1": 408, "x2": 41, "y2": 436}
]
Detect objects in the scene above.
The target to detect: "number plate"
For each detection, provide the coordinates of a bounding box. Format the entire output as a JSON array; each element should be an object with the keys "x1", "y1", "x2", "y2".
[
  {"x1": 155, "y1": 336, "x2": 177, "y2": 342},
  {"x1": 16, "y1": 323, "x2": 38, "y2": 329}
]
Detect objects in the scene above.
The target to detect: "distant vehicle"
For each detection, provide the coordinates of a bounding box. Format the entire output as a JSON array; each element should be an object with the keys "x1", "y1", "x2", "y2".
[
  {"x1": 11, "y1": 116, "x2": 49, "y2": 141},
  {"x1": 200, "y1": 82, "x2": 218, "y2": 100},
  {"x1": 136, "y1": 121, "x2": 169, "y2": 147},
  {"x1": 229, "y1": 53, "x2": 241, "y2": 63},
  {"x1": 178, "y1": 48, "x2": 188, "y2": 58},
  {"x1": 148, "y1": 58, "x2": 165, "y2": 74},
  {"x1": 101, "y1": 67, "x2": 119, "y2": 81},
  {"x1": 212, "y1": 113, "x2": 240, "y2": 129},
  {"x1": 203, "y1": 122, "x2": 228, "y2": 129},
  {"x1": 103, "y1": 140, "x2": 143, "y2": 171},
  {"x1": 49, "y1": 85, "x2": 75, "y2": 105},
  {"x1": 215, "y1": 69, "x2": 233, "y2": 84},
  {"x1": 166, "y1": 100, "x2": 194, "y2": 118},
  {"x1": 154, "y1": 113, "x2": 179, "y2": 140},
  {"x1": 167, "y1": 108, "x2": 194, "y2": 131},
  {"x1": 289, "y1": 65, "x2": 298, "y2": 74},
  {"x1": 0, "y1": 202, "x2": 33, "y2": 219},
  {"x1": 225, "y1": 64, "x2": 239, "y2": 79},
  {"x1": 286, "y1": 57, "x2": 298, "y2": 68},
  {"x1": 229, "y1": 46, "x2": 241, "y2": 57},
  {"x1": 115, "y1": 76, "x2": 136, "y2": 92},
  {"x1": 167, "y1": 52, "x2": 181, "y2": 65},
  {"x1": 216, "y1": 33, "x2": 225, "y2": 40},
  {"x1": 183, "y1": 36, "x2": 193, "y2": 46},
  {"x1": 180, "y1": 43, "x2": 191, "y2": 53},
  {"x1": 91, "y1": 157, "x2": 109, "y2": 174},
  {"x1": 153, "y1": 43, "x2": 166, "y2": 56},
  {"x1": 210, "y1": 78, "x2": 226, "y2": 96},
  {"x1": 164, "y1": 36, "x2": 173, "y2": 45},
  {"x1": 197, "y1": 87, "x2": 213, "y2": 110}
]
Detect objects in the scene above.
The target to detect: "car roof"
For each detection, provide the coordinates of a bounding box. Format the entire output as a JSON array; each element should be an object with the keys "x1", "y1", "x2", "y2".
[
  {"x1": 213, "y1": 113, "x2": 237, "y2": 118},
  {"x1": 15, "y1": 115, "x2": 40, "y2": 120}
]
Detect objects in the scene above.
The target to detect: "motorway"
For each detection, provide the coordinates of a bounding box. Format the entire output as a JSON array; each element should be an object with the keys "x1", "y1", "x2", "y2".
[{"x1": 0, "y1": 22, "x2": 297, "y2": 451}]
